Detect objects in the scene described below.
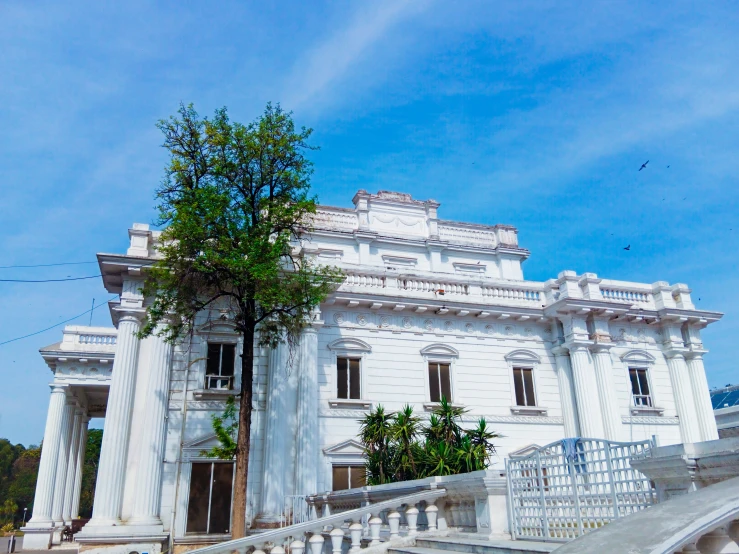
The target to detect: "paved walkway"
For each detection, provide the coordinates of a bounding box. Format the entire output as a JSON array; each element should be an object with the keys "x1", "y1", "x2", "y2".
[{"x1": 0, "y1": 536, "x2": 78, "y2": 554}]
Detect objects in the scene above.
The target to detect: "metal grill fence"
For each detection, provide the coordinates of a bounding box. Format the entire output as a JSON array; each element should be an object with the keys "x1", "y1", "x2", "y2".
[{"x1": 506, "y1": 438, "x2": 656, "y2": 542}]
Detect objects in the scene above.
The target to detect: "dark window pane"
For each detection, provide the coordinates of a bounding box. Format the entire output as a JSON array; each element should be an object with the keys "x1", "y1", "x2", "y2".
[
  {"x1": 206, "y1": 344, "x2": 221, "y2": 376},
  {"x1": 349, "y1": 359, "x2": 361, "y2": 399},
  {"x1": 332, "y1": 466, "x2": 349, "y2": 491},
  {"x1": 637, "y1": 370, "x2": 650, "y2": 396},
  {"x1": 221, "y1": 345, "x2": 235, "y2": 377},
  {"x1": 513, "y1": 368, "x2": 526, "y2": 406},
  {"x1": 428, "y1": 363, "x2": 440, "y2": 402},
  {"x1": 629, "y1": 369, "x2": 640, "y2": 395},
  {"x1": 439, "y1": 363, "x2": 452, "y2": 402},
  {"x1": 349, "y1": 467, "x2": 366, "y2": 489},
  {"x1": 523, "y1": 368, "x2": 536, "y2": 406},
  {"x1": 337, "y1": 358, "x2": 348, "y2": 399},
  {"x1": 186, "y1": 463, "x2": 211, "y2": 533},
  {"x1": 209, "y1": 464, "x2": 233, "y2": 534}
]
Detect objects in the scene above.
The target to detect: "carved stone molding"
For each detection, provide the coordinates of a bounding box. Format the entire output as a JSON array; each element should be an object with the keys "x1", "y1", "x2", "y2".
[{"x1": 621, "y1": 416, "x2": 679, "y2": 425}]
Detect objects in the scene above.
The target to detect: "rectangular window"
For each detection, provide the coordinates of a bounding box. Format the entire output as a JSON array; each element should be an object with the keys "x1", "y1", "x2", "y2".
[
  {"x1": 629, "y1": 368, "x2": 652, "y2": 407},
  {"x1": 337, "y1": 357, "x2": 361, "y2": 399},
  {"x1": 513, "y1": 367, "x2": 536, "y2": 406},
  {"x1": 206, "y1": 343, "x2": 236, "y2": 390},
  {"x1": 332, "y1": 465, "x2": 366, "y2": 491},
  {"x1": 428, "y1": 362, "x2": 452, "y2": 403},
  {"x1": 186, "y1": 462, "x2": 234, "y2": 534}
]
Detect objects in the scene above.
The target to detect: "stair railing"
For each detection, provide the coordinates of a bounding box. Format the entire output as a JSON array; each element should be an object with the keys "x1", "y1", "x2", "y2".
[{"x1": 187, "y1": 489, "x2": 447, "y2": 554}]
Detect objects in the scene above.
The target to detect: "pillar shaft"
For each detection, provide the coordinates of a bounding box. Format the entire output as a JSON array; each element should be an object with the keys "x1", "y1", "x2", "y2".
[
  {"x1": 295, "y1": 325, "x2": 320, "y2": 496},
  {"x1": 591, "y1": 349, "x2": 622, "y2": 441},
  {"x1": 130, "y1": 330, "x2": 173, "y2": 525},
  {"x1": 61, "y1": 408, "x2": 83, "y2": 524},
  {"x1": 666, "y1": 353, "x2": 701, "y2": 444},
  {"x1": 70, "y1": 417, "x2": 89, "y2": 520},
  {"x1": 686, "y1": 355, "x2": 720, "y2": 442},
  {"x1": 26, "y1": 385, "x2": 69, "y2": 527},
  {"x1": 569, "y1": 346, "x2": 604, "y2": 439},
  {"x1": 553, "y1": 349, "x2": 580, "y2": 437},
  {"x1": 50, "y1": 399, "x2": 75, "y2": 525},
  {"x1": 258, "y1": 342, "x2": 294, "y2": 524},
  {"x1": 88, "y1": 313, "x2": 142, "y2": 526}
]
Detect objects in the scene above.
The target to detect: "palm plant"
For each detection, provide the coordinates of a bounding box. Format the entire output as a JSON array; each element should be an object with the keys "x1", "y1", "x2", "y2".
[
  {"x1": 391, "y1": 405, "x2": 422, "y2": 481},
  {"x1": 466, "y1": 417, "x2": 499, "y2": 468},
  {"x1": 359, "y1": 404, "x2": 394, "y2": 485},
  {"x1": 433, "y1": 396, "x2": 466, "y2": 448}
]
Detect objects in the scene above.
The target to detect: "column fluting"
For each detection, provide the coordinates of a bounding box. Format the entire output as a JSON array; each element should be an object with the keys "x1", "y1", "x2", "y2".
[
  {"x1": 50, "y1": 399, "x2": 75, "y2": 525},
  {"x1": 591, "y1": 347, "x2": 622, "y2": 441},
  {"x1": 129, "y1": 329, "x2": 173, "y2": 525},
  {"x1": 568, "y1": 346, "x2": 605, "y2": 438},
  {"x1": 294, "y1": 325, "x2": 320, "y2": 496},
  {"x1": 666, "y1": 353, "x2": 701, "y2": 444},
  {"x1": 87, "y1": 313, "x2": 142, "y2": 526},
  {"x1": 70, "y1": 416, "x2": 89, "y2": 520},
  {"x1": 26, "y1": 385, "x2": 68, "y2": 527},
  {"x1": 552, "y1": 348, "x2": 580, "y2": 437},
  {"x1": 685, "y1": 355, "x2": 719, "y2": 442},
  {"x1": 61, "y1": 408, "x2": 83, "y2": 524}
]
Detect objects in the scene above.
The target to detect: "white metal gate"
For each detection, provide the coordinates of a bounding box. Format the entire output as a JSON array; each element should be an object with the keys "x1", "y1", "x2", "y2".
[{"x1": 506, "y1": 438, "x2": 656, "y2": 542}]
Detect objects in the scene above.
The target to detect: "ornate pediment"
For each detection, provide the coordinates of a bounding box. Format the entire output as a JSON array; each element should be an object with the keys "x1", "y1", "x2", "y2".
[
  {"x1": 505, "y1": 349, "x2": 541, "y2": 364},
  {"x1": 182, "y1": 433, "x2": 233, "y2": 461},
  {"x1": 197, "y1": 318, "x2": 239, "y2": 336},
  {"x1": 323, "y1": 439, "x2": 366, "y2": 461},
  {"x1": 420, "y1": 344, "x2": 459, "y2": 358},
  {"x1": 327, "y1": 338, "x2": 372, "y2": 352},
  {"x1": 509, "y1": 443, "x2": 542, "y2": 458},
  {"x1": 620, "y1": 349, "x2": 656, "y2": 365}
]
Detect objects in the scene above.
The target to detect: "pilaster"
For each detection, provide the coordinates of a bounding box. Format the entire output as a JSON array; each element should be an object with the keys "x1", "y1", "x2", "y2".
[
  {"x1": 295, "y1": 321, "x2": 322, "y2": 496},
  {"x1": 568, "y1": 345, "x2": 604, "y2": 439},
  {"x1": 665, "y1": 352, "x2": 701, "y2": 444},
  {"x1": 84, "y1": 311, "x2": 143, "y2": 528},
  {"x1": 591, "y1": 346, "x2": 622, "y2": 441},
  {"x1": 129, "y1": 327, "x2": 174, "y2": 527},
  {"x1": 685, "y1": 353, "x2": 720, "y2": 442},
  {"x1": 552, "y1": 346, "x2": 580, "y2": 438}
]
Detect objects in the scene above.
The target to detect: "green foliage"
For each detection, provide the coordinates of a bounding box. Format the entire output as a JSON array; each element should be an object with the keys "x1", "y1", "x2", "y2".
[
  {"x1": 0, "y1": 499, "x2": 18, "y2": 525},
  {"x1": 78, "y1": 429, "x2": 103, "y2": 518},
  {"x1": 201, "y1": 395, "x2": 238, "y2": 460},
  {"x1": 359, "y1": 398, "x2": 500, "y2": 484}
]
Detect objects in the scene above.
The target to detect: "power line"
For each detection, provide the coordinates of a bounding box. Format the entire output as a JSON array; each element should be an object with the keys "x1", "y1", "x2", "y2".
[
  {"x1": 0, "y1": 261, "x2": 98, "y2": 269},
  {"x1": 0, "y1": 275, "x2": 102, "y2": 283},
  {"x1": 0, "y1": 296, "x2": 118, "y2": 347}
]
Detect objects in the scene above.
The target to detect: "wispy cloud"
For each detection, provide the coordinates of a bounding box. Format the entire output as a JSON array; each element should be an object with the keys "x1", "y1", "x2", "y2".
[{"x1": 281, "y1": 0, "x2": 432, "y2": 113}]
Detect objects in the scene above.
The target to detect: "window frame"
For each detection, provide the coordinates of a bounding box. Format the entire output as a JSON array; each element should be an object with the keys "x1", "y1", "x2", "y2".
[
  {"x1": 326, "y1": 338, "x2": 372, "y2": 409},
  {"x1": 620, "y1": 350, "x2": 663, "y2": 415},
  {"x1": 185, "y1": 461, "x2": 235, "y2": 536},
  {"x1": 420, "y1": 344, "x2": 459, "y2": 408},
  {"x1": 628, "y1": 367, "x2": 653, "y2": 408},
  {"x1": 504, "y1": 350, "x2": 546, "y2": 416},
  {"x1": 512, "y1": 366, "x2": 537, "y2": 407},
  {"x1": 336, "y1": 356, "x2": 362, "y2": 400},
  {"x1": 205, "y1": 342, "x2": 237, "y2": 391},
  {"x1": 331, "y1": 464, "x2": 367, "y2": 491}
]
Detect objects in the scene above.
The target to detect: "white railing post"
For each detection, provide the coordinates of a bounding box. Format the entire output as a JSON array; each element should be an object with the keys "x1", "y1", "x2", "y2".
[
  {"x1": 329, "y1": 526, "x2": 344, "y2": 554},
  {"x1": 387, "y1": 510, "x2": 401, "y2": 538},
  {"x1": 406, "y1": 505, "x2": 419, "y2": 535},
  {"x1": 270, "y1": 545, "x2": 286, "y2": 554},
  {"x1": 368, "y1": 513, "x2": 382, "y2": 545},
  {"x1": 290, "y1": 541, "x2": 305, "y2": 554},
  {"x1": 308, "y1": 533, "x2": 324, "y2": 554},
  {"x1": 349, "y1": 521, "x2": 363, "y2": 552},
  {"x1": 425, "y1": 502, "x2": 438, "y2": 531}
]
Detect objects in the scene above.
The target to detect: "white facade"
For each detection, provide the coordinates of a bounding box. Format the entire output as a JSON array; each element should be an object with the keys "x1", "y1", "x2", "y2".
[{"x1": 23, "y1": 190, "x2": 722, "y2": 551}]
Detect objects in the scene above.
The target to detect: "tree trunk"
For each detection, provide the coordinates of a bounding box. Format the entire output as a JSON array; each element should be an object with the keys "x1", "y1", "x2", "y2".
[{"x1": 232, "y1": 324, "x2": 255, "y2": 538}]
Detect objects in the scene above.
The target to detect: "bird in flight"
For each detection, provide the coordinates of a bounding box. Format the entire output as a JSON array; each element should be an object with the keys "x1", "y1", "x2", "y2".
[
  {"x1": 624, "y1": 245, "x2": 631, "y2": 251},
  {"x1": 638, "y1": 160, "x2": 649, "y2": 171}
]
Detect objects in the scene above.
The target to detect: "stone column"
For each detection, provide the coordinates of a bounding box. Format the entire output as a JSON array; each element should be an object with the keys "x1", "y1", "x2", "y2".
[
  {"x1": 294, "y1": 324, "x2": 320, "y2": 496},
  {"x1": 665, "y1": 352, "x2": 701, "y2": 444},
  {"x1": 552, "y1": 347, "x2": 580, "y2": 437},
  {"x1": 686, "y1": 354, "x2": 720, "y2": 442},
  {"x1": 129, "y1": 329, "x2": 174, "y2": 526},
  {"x1": 50, "y1": 398, "x2": 75, "y2": 526},
  {"x1": 70, "y1": 417, "x2": 90, "y2": 520},
  {"x1": 258, "y1": 341, "x2": 292, "y2": 526},
  {"x1": 591, "y1": 347, "x2": 622, "y2": 441},
  {"x1": 61, "y1": 407, "x2": 84, "y2": 524},
  {"x1": 26, "y1": 385, "x2": 69, "y2": 527},
  {"x1": 568, "y1": 346, "x2": 605, "y2": 439},
  {"x1": 87, "y1": 312, "x2": 142, "y2": 527}
]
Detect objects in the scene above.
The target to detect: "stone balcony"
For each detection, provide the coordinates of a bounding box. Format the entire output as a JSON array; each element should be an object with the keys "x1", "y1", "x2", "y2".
[{"x1": 40, "y1": 325, "x2": 117, "y2": 371}]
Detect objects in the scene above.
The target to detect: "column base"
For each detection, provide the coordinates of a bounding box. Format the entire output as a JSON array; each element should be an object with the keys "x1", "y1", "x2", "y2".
[
  {"x1": 251, "y1": 515, "x2": 282, "y2": 529},
  {"x1": 20, "y1": 527, "x2": 54, "y2": 550}
]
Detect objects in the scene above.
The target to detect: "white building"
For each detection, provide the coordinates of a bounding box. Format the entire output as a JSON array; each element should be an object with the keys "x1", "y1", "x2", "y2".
[{"x1": 22, "y1": 190, "x2": 722, "y2": 553}]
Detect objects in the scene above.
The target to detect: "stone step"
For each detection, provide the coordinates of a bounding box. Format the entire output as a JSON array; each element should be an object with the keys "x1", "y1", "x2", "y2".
[{"x1": 388, "y1": 535, "x2": 558, "y2": 554}]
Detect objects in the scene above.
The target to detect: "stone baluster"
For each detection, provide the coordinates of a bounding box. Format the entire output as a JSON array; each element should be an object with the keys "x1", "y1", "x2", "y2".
[
  {"x1": 26, "y1": 385, "x2": 69, "y2": 528},
  {"x1": 87, "y1": 312, "x2": 143, "y2": 526},
  {"x1": 290, "y1": 540, "x2": 305, "y2": 554},
  {"x1": 130, "y1": 328, "x2": 174, "y2": 525},
  {"x1": 425, "y1": 502, "x2": 439, "y2": 531},
  {"x1": 665, "y1": 353, "x2": 701, "y2": 444},
  {"x1": 406, "y1": 505, "x2": 419, "y2": 535},
  {"x1": 349, "y1": 520, "x2": 364, "y2": 551},
  {"x1": 368, "y1": 513, "x2": 382, "y2": 545},
  {"x1": 253, "y1": 549, "x2": 266, "y2": 554},
  {"x1": 696, "y1": 526, "x2": 739, "y2": 553},
  {"x1": 686, "y1": 354, "x2": 720, "y2": 442},
  {"x1": 295, "y1": 323, "x2": 321, "y2": 495},
  {"x1": 591, "y1": 346, "x2": 622, "y2": 441},
  {"x1": 50, "y1": 397, "x2": 75, "y2": 527},
  {"x1": 270, "y1": 545, "x2": 286, "y2": 554},
  {"x1": 61, "y1": 407, "x2": 84, "y2": 524},
  {"x1": 568, "y1": 346, "x2": 605, "y2": 438},
  {"x1": 330, "y1": 527, "x2": 345, "y2": 554},
  {"x1": 552, "y1": 347, "x2": 580, "y2": 438},
  {"x1": 387, "y1": 511, "x2": 401, "y2": 538},
  {"x1": 309, "y1": 533, "x2": 325, "y2": 554},
  {"x1": 70, "y1": 416, "x2": 89, "y2": 520}
]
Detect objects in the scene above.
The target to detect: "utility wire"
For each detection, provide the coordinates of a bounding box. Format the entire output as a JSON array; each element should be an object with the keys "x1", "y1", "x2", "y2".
[
  {"x1": 0, "y1": 275, "x2": 103, "y2": 283},
  {"x1": 0, "y1": 261, "x2": 98, "y2": 269},
  {"x1": 0, "y1": 296, "x2": 118, "y2": 347}
]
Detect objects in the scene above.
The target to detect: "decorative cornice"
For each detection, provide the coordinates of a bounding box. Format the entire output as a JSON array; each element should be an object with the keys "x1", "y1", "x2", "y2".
[{"x1": 622, "y1": 416, "x2": 679, "y2": 425}]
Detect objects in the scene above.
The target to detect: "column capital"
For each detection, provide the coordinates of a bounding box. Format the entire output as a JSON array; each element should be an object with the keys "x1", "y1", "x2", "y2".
[
  {"x1": 590, "y1": 343, "x2": 613, "y2": 354},
  {"x1": 684, "y1": 349, "x2": 706, "y2": 360},
  {"x1": 551, "y1": 345, "x2": 569, "y2": 357},
  {"x1": 664, "y1": 349, "x2": 687, "y2": 360},
  {"x1": 113, "y1": 307, "x2": 145, "y2": 324},
  {"x1": 564, "y1": 341, "x2": 593, "y2": 353},
  {"x1": 49, "y1": 383, "x2": 70, "y2": 394}
]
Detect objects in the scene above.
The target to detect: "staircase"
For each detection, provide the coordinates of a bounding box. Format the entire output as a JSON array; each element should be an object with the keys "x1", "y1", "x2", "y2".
[{"x1": 389, "y1": 533, "x2": 559, "y2": 554}]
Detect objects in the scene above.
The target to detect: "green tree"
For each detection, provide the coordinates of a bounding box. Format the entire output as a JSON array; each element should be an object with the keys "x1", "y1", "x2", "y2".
[
  {"x1": 0, "y1": 440, "x2": 25, "y2": 505},
  {"x1": 79, "y1": 429, "x2": 103, "y2": 518},
  {"x1": 6, "y1": 446, "x2": 40, "y2": 523},
  {"x1": 359, "y1": 405, "x2": 395, "y2": 485},
  {"x1": 0, "y1": 499, "x2": 18, "y2": 525},
  {"x1": 390, "y1": 405, "x2": 421, "y2": 481},
  {"x1": 201, "y1": 395, "x2": 238, "y2": 460},
  {"x1": 139, "y1": 103, "x2": 341, "y2": 537}
]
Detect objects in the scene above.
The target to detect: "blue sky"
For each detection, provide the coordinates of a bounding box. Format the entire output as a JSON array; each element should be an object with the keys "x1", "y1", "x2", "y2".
[{"x1": 1, "y1": 1, "x2": 738, "y2": 445}]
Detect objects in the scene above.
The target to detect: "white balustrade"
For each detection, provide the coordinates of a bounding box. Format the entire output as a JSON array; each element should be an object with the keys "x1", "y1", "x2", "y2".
[
  {"x1": 78, "y1": 334, "x2": 117, "y2": 345},
  {"x1": 312, "y1": 209, "x2": 359, "y2": 231},
  {"x1": 400, "y1": 278, "x2": 468, "y2": 295},
  {"x1": 438, "y1": 224, "x2": 497, "y2": 246},
  {"x1": 480, "y1": 286, "x2": 541, "y2": 302},
  {"x1": 186, "y1": 489, "x2": 447, "y2": 554},
  {"x1": 344, "y1": 273, "x2": 386, "y2": 288},
  {"x1": 600, "y1": 288, "x2": 651, "y2": 304}
]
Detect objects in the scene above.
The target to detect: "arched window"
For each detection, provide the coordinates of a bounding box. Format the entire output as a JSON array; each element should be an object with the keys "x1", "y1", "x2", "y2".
[{"x1": 420, "y1": 344, "x2": 459, "y2": 404}]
